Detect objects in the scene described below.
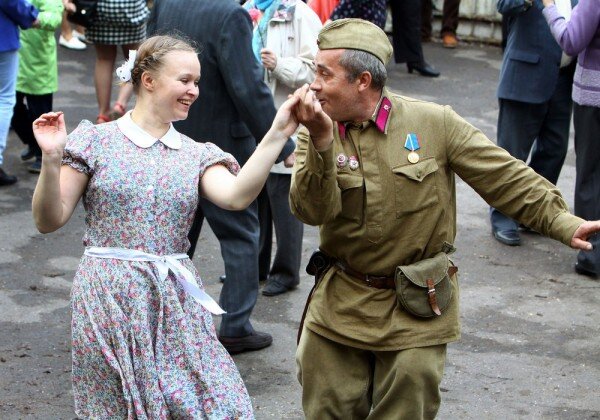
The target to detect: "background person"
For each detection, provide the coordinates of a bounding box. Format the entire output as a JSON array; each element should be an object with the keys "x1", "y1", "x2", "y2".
[
  {"x1": 0, "y1": 0, "x2": 39, "y2": 186},
  {"x1": 148, "y1": 0, "x2": 296, "y2": 354},
  {"x1": 543, "y1": 0, "x2": 600, "y2": 278},
  {"x1": 31, "y1": 34, "x2": 304, "y2": 418},
  {"x1": 11, "y1": 0, "x2": 63, "y2": 174},
  {"x1": 490, "y1": 0, "x2": 577, "y2": 246},
  {"x1": 63, "y1": 0, "x2": 149, "y2": 123},
  {"x1": 243, "y1": 0, "x2": 322, "y2": 296}
]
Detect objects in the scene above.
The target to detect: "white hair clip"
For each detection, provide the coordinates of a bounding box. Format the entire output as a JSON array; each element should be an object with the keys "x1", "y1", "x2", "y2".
[{"x1": 116, "y1": 50, "x2": 137, "y2": 82}]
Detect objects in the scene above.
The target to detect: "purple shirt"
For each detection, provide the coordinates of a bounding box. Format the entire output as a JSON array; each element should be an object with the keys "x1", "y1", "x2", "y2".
[{"x1": 543, "y1": 1, "x2": 600, "y2": 107}]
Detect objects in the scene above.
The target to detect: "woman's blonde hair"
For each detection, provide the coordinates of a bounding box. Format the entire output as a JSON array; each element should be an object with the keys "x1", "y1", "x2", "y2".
[{"x1": 130, "y1": 34, "x2": 198, "y2": 92}]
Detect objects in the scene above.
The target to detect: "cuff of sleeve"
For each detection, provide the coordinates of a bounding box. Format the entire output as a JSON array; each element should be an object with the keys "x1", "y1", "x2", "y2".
[
  {"x1": 305, "y1": 136, "x2": 334, "y2": 175},
  {"x1": 551, "y1": 212, "x2": 586, "y2": 246}
]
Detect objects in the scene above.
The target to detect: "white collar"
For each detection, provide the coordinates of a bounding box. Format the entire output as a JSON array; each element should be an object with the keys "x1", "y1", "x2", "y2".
[{"x1": 117, "y1": 111, "x2": 182, "y2": 149}]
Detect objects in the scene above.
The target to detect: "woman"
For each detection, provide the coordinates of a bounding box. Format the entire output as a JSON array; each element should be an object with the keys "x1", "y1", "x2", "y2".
[
  {"x1": 64, "y1": 0, "x2": 148, "y2": 123},
  {"x1": 244, "y1": 0, "x2": 322, "y2": 296},
  {"x1": 542, "y1": 0, "x2": 600, "y2": 279},
  {"x1": 31, "y1": 35, "x2": 311, "y2": 417}
]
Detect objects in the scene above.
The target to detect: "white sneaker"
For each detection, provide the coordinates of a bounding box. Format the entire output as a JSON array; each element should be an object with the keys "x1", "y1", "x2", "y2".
[
  {"x1": 72, "y1": 29, "x2": 87, "y2": 43},
  {"x1": 59, "y1": 34, "x2": 87, "y2": 50}
]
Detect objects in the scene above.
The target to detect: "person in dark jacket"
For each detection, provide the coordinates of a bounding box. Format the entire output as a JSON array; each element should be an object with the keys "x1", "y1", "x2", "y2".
[{"x1": 147, "y1": 0, "x2": 295, "y2": 354}]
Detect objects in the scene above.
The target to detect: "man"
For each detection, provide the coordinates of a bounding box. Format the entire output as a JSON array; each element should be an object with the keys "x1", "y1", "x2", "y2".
[
  {"x1": 148, "y1": 0, "x2": 296, "y2": 354},
  {"x1": 421, "y1": 0, "x2": 462, "y2": 48},
  {"x1": 491, "y1": 0, "x2": 576, "y2": 246},
  {"x1": 289, "y1": 18, "x2": 600, "y2": 418}
]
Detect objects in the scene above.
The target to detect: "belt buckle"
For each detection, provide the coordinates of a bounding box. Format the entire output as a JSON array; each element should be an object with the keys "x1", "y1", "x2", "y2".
[{"x1": 365, "y1": 274, "x2": 374, "y2": 287}]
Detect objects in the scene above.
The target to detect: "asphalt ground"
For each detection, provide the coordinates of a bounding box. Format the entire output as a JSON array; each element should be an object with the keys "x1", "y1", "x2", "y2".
[{"x1": 0, "y1": 37, "x2": 599, "y2": 419}]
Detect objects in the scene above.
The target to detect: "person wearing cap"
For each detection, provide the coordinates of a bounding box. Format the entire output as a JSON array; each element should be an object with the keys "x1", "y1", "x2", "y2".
[{"x1": 289, "y1": 18, "x2": 600, "y2": 418}]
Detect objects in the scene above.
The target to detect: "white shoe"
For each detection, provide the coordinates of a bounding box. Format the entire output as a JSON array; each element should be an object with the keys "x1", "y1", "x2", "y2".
[
  {"x1": 59, "y1": 34, "x2": 87, "y2": 50},
  {"x1": 72, "y1": 29, "x2": 87, "y2": 43}
]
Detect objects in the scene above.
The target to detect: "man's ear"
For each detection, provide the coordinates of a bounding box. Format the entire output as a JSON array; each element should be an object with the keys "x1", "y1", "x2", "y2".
[
  {"x1": 140, "y1": 71, "x2": 154, "y2": 91},
  {"x1": 357, "y1": 71, "x2": 372, "y2": 92}
]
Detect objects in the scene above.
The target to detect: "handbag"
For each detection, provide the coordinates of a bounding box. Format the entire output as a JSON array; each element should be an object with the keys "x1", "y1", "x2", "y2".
[
  {"x1": 67, "y1": 0, "x2": 98, "y2": 28},
  {"x1": 394, "y1": 248, "x2": 457, "y2": 318}
]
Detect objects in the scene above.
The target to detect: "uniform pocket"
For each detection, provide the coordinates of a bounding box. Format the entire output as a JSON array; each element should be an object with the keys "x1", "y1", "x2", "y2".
[
  {"x1": 336, "y1": 172, "x2": 364, "y2": 224},
  {"x1": 392, "y1": 157, "x2": 439, "y2": 217}
]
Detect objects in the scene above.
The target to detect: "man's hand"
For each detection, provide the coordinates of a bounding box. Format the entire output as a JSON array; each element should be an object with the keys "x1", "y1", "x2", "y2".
[
  {"x1": 570, "y1": 221, "x2": 600, "y2": 251},
  {"x1": 291, "y1": 84, "x2": 333, "y2": 151},
  {"x1": 261, "y1": 48, "x2": 277, "y2": 71}
]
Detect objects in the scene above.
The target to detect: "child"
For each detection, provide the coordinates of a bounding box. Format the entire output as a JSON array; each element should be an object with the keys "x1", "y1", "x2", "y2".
[{"x1": 11, "y1": 0, "x2": 63, "y2": 173}]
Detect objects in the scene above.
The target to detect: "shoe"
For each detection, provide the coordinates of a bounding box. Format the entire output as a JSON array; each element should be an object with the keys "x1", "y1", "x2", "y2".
[
  {"x1": 575, "y1": 263, "x2": 598, "y2": 279},
  {"x1": 96, "y1": 114, "x2": 110, "y2": 124},
  {"x1": 72, "y1": 29, "x2": 87, "y2": 43},
  {"x1": 442, "y1": 33, "x2": 458, "y2": 49},
  {"x1": 28, "y1": 157, "x2": 42, "y2": 174},
  {"x1": 262, "y1": 279, "x2": 298, "y2": 297},
  {"x1": 108, "y1": 102, "x2": 126, "y2": 121},
  {"x1": 20, "y1": 146, "x2": 35, "y2": 161},
  {"x1": 407, "y1": 61, "x2": 440, "y2": 77},
  {"x1": 219, "y1": 331, "x2": 273, "y2": 354},
  {"x1": 59, "y1": 34, "x2": 87, "y2": 51},
  {"x1": 492, "y1": 229, "x2": 521, "y2": 246},
  {"x1": 0, "y1": 167, "x2": 17, "y2": 186},
  {"x1": 219, "y1": 275, "x2": 226, "y2": 283}
]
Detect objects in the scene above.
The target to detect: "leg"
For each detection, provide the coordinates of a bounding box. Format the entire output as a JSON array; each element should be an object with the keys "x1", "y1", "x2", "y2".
[
  {"x1": 258, "y1": 186, "x2": 273, "y2": 282},
  {"x1": 491, "y1": 98, "x2": 545, "y2": 241},
  {"x1": 530, "y1": 71, "x2": 573, "y2": 185},
  {"x1": 23, "y1": 93, "x2": 53, "y2": 158},
  {"x1": 0, "y1": 50, "x2": 18, "y2": 183},
  {"x1": 200, "y1": 198, "x2": 260, "y2": 338},
  {"x1": 573, "y1": 103, "x2": 600, "y2": 275},
  {"x1": 370, "y1": 345, "x2": 447, "y2": 420},
  {"x1": 441, "y1": 0, "x2": 461, "y2": 36},
  {"x1": 421, "y1": 0, "x2": 433, "y2": 41},
  {"x1": 11, "y1": 92, "x2": 32, "y2": 146},
  {"x1": 390, "y1": 0, "x2": 423, "y2": 64},
  {"x1": 93, "y1": 44, "x2": 117, "y2": 118},
  {"x1": 296, "y1": 328, "x2": 372, "y2": 420},
  {"x1": 262, "y1": 173, "x2": 304, "y2": 296},
  {"x1": 441, "y1": 0, "x2": 460, "y2": 47}
]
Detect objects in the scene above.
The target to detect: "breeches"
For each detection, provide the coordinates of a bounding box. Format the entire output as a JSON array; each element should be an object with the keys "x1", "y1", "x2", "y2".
[{"x1": 296, "y1": 328, "x2": 447, "y2": 420}]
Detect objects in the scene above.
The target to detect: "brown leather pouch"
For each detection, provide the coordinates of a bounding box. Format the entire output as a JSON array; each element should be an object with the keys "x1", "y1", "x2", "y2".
[{"x1": 394, "y1": 246, "x2": 457, "y2": 318}]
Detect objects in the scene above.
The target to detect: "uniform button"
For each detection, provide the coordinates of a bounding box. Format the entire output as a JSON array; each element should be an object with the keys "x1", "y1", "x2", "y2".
[{"x1": 417, "y1": 171, "x2": 422, "y2": 178}]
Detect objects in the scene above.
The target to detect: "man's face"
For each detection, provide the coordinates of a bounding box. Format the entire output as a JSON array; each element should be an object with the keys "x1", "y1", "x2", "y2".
[{"x1": 310, "y1": 49, "x2": 360, "y2": 122}]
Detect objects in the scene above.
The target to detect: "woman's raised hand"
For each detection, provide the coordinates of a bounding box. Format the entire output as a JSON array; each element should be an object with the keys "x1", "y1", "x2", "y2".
[{"x1": 32, "y1": 112, "x2": 68, "y2": 159}]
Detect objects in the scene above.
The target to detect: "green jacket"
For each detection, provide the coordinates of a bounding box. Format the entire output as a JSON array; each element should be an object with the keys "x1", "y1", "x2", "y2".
[
  {"x1": 16, "y1": 0, "x2": 63, "y2": 95},
  {"x1": 290, "y1": 88, "x2": 584, "y2": 351}
]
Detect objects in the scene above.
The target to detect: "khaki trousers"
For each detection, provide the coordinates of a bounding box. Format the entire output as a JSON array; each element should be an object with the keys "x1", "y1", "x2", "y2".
[{"x1": 296, "y1": 328, "x2": 447, "y2": 420}]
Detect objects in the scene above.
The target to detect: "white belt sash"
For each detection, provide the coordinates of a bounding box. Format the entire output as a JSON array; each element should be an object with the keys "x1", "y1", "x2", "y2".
[{"x1": 84, "y1": 246, "x2": 225, "y2": 315}]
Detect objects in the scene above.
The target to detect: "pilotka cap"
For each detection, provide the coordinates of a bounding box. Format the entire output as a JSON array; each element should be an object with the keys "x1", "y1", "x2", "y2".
[{"x1": 317, "y1": 18, "x2": 393, "y2": 65}]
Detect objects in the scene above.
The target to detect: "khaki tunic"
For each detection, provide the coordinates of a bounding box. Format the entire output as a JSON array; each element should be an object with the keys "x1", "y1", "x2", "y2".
[{"x1": 290, "y1": 88, "x2": 584, "y2": 351}]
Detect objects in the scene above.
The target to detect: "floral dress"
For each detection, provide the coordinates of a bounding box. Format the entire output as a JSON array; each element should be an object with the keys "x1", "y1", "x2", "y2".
[{"x1": 62, "y1": 119, "x2": 254, "y2": 419}]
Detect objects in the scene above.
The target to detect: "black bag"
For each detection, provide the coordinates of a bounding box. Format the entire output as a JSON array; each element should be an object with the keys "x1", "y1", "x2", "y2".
[{"x1": 67, "y1": 0, "x2": 98, "y2": 28}]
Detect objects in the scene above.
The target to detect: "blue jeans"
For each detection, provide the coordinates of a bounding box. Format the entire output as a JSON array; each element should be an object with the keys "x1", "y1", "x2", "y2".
[{"x1": 0, "y1": 50, "x2": 19, "y2": 166}]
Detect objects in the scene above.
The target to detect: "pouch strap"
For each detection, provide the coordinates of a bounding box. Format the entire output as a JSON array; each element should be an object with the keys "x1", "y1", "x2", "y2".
[{"x1": 426, "y1": 266, "x2": 458, "y2": 316}]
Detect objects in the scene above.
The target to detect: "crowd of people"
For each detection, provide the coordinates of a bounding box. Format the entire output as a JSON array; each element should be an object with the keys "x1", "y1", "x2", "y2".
[{"x1": 1, "y1": 0, "x2": 599, "y2": 418}]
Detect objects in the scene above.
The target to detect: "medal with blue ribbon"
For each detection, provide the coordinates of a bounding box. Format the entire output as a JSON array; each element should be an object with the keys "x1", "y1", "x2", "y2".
[{"x1": 405, "y1": 133, "x2": 420, "y2": 163}]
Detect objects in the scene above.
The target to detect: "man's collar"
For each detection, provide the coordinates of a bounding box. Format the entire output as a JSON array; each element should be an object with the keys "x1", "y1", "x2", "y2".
[
  {"x1": 337, "y1": 90, "x2": 392, "y2": 140},
  {"x1": 117, "y1": 111, "x2": 182, "y2": 149}
]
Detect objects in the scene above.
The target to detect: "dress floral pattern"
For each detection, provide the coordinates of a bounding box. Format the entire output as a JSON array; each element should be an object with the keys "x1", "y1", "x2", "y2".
[{"x1": 62, "y1": 120, "x2": 253, "y2": 419}]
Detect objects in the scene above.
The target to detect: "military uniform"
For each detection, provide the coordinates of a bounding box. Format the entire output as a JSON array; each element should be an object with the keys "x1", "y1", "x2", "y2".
[{"x1": 291, "y1": 82, "x2": 584, "y2": 419}]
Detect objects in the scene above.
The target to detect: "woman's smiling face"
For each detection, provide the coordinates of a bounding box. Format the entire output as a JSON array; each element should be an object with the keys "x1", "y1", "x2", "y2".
[{"x1": 151, "y1": 51, "x2": 201, "y2": 122}]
